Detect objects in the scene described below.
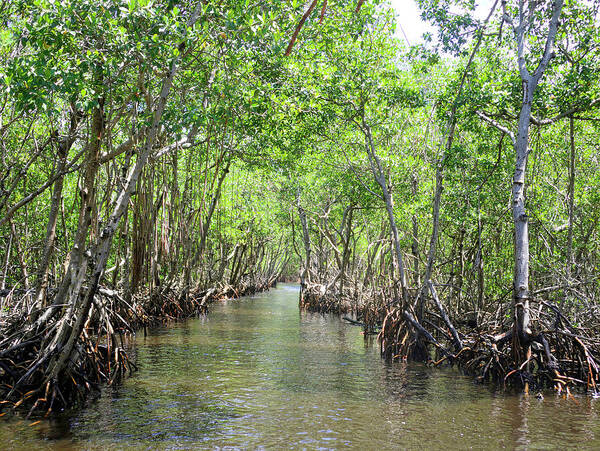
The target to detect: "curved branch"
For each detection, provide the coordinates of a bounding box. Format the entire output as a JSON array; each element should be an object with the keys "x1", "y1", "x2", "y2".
[{"x1": 285, "y1": 0, "x2": 319, "y2": 57}]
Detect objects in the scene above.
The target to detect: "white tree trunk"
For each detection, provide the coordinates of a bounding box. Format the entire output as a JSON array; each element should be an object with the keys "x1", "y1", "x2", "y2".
[
  {"x1": 512, "y1": 86, "x2": 534, "y2": 336},
  {"x1": 503, "y1": 0, "x2": 564, "y2": 338}
]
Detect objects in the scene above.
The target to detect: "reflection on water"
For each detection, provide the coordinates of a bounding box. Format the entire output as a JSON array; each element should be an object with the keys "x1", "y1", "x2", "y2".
[{"x1": 1, "y1": 284, "x2": 600, "y2": 449}]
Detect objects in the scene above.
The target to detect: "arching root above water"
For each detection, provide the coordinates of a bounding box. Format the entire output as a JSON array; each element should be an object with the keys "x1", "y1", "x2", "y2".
[
  {"x1": 378, "y1": 296, "x2": 600, "y2": 394},
  {"x1": 0, "y1": 279, "x2": 277, "y2": 416},
  {"x1": 299, "y1": 283, "x2": 354, "y2": 314},
  {"x1": 299, "y1": 282, "x2": 390, "y2": 327},
  {"x1": 0, "y1": 289, "x2": 136, "y2": 417}
]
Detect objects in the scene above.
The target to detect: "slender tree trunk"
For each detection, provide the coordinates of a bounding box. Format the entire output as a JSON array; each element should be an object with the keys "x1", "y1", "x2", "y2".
[
  {"x1": 363, "y1": 122, "x2": 408, "y2": 303},
  {"x1": 297, "y1": 189, "x2": 312, "y2": 295},
  {"x1": 417, "y1": 158, "x2": 443, "y2": 318},
  {"x1": 338, "y1": 206, "x2": 353, "y2": 299},
  {"x1": 476, "y1": 208, "x2": 484, "y2": 318},
  {"x1": 198, "y1": 157, "x2": 231, "y2": 259},
  {"x1": 566, "y1": 115, "x2": 576, "y2": 280},
  {"x1": 10, "y1": 220, "x2": 29, "y2": 292},
  {"x1": 411, "y1": 173, "x2": 420, "y2": 288},
  {"x1": 500, "y1": 0, "x2": 564, "y2": 342},
  {"x1": 34, "y1": 111, "x2": 80, "y2": 307},
  {"x1": 454, "y1": 227, "x2": 465, "y2": 311}
]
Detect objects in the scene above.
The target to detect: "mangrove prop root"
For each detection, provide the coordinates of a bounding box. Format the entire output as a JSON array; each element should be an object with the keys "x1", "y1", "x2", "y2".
[
  {"x1": 377, "y1": 296, "x2": 600, "y2": 393},
  {"x1": 298, "y1": 277, "x2": 600, "y2": 393},
  {"x1": 0, "y1": 279, "x2": 274, "y2": 415}
]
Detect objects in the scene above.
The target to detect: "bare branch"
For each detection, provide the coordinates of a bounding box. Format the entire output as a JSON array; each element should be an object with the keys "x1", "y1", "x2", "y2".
[
  {"x1": 475, "y1": 111, "x2": 516, "y2": 144},
  {"x1": 531, "y1": 97, "x2": 600, "y2": 126}
]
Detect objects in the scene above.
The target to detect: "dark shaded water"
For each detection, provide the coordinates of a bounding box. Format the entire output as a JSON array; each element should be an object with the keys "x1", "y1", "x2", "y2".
[{"x1": 2, "y1": 284, "x2": 600, "y2": 449}]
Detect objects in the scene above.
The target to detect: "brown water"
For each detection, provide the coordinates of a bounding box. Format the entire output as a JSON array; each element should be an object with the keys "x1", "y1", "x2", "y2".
[{"x1": 1, "y1": 284, "x2": 599, "y2": 449}]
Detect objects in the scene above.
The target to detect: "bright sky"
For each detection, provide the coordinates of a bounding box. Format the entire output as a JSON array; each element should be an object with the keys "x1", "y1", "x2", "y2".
[
  {"x1": 388, "y1": 0, "x2": 433, "y2": 46},
  {"x1": 389, "y1": 0, "x2": 496, "y2": 46}
]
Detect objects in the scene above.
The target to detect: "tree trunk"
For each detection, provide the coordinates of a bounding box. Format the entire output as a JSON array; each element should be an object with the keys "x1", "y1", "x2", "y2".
[
  {"x1": 10, "y1": 220, "x2": 29, "y2": 292},
  {"x1": 512, "y1": 84, "x2": 534, "y2": 337},
  {"x1": 198, "y1": 157, "x2": 231, "y2": 259},
  {"x1": 363, "y1": 122, "x2": 408, "y2": 303},
  {"x1": 34, "y1": 110, "x2": 79, "y2": 308},
  {"x1": 411, "y1": 173, "x2": 420, "y2": 287},
  {"x1": 566, "y1": 115, "x2": 576, "y2": 280},
  {"x1": 297, "y1": 189, "x2": 312, "y2": 295},
  {"x1": 501, "y1": 0, "x2": 564, "y2": 342}
]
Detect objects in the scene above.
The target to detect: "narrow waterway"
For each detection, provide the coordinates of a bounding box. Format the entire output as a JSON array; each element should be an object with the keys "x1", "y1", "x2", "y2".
[{"x1": 2, "y1": 284, "x2": 600, "y2": 449}]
